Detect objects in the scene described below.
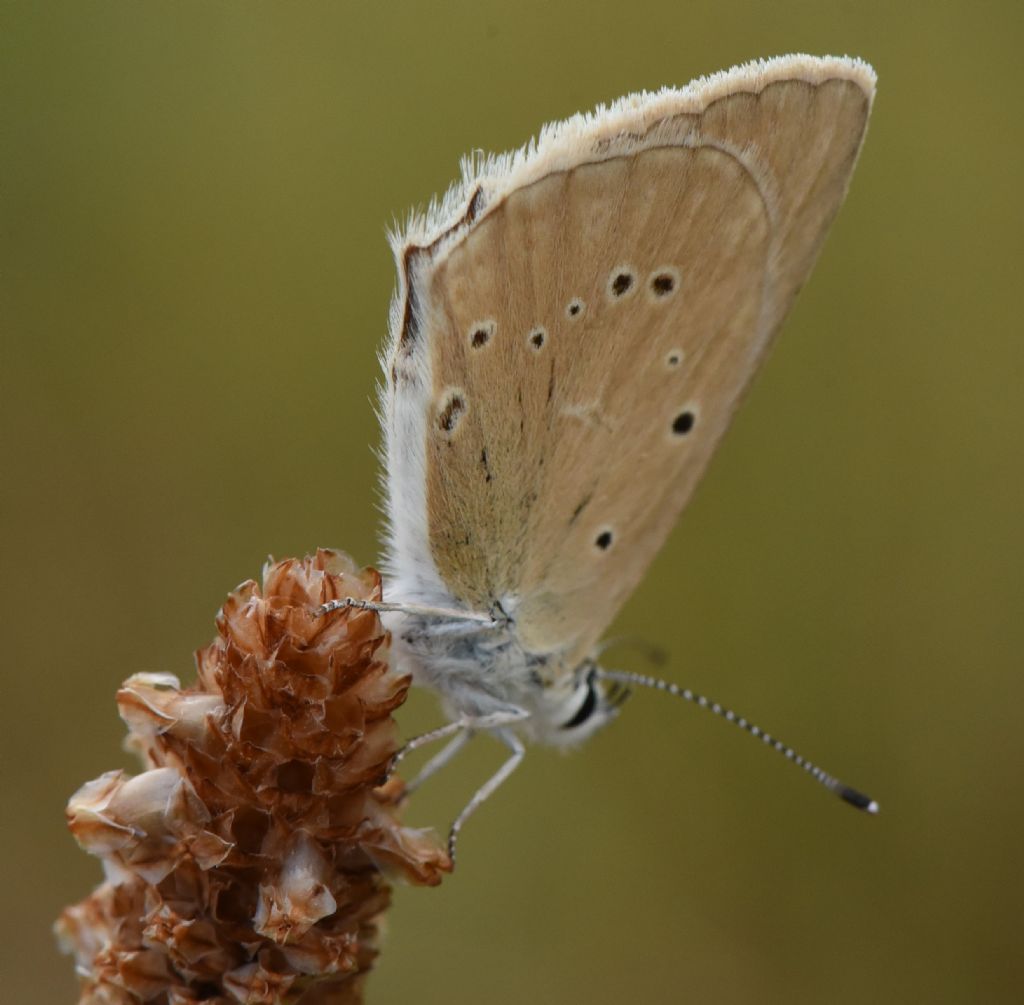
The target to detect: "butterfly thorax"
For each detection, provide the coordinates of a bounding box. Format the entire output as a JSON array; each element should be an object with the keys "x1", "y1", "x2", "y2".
[{"x1": 385, "y1": 602, "x2": 619, "y2": 747}]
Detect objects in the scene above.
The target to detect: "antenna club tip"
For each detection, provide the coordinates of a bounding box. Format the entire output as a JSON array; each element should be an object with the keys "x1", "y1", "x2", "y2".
[{"x1": 838, "y1": 786, "x2": 879, "y2": 814}]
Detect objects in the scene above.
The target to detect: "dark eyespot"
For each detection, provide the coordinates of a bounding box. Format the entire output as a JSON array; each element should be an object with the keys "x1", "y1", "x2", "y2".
[
  {"x1": 595, "y1": 530, "x2": 613, "y2": 550},
  {"x1": 648, "y1": 267, "x2": 681, "y2": 302},
  {"x1": 528, "y1": 327, "x2": 546, "y2": 350},
  {"x1": 610, "y1": 271, "x2": 634, "y2": 297},
  {"x1": 438, "y1": 392, "x2": 467, "y2": 433},
  {"x1": 566, "y1": 299, "x2": 584, "y2": 318},
  {"x1": 666, "y1": 350, "x2": 683, "y2": 367},
  {"x1": 469, "y1": 321, "x2": 495, "y2": 349},
  {"x1": 651, "y1": 273, "x2": 675, "y2": 295},
  {"x1": 672, "y1": 411, "x2": 695, "y2": 435}
]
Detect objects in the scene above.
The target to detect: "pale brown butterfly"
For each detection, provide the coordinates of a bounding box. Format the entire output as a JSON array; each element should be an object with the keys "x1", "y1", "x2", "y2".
[{"x1": 322, "y1": 53, "x2": 878, "y2": 861}]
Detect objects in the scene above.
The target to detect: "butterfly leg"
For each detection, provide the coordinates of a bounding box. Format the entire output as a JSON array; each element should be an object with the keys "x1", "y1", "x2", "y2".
[
  {"x1": 316, "y1": 596, "x2": 498, "y2": 625},
  {"x1": 400, "y1": 730, "x2": 473, "y2": 801},
  {"x1": 447, "y1": 728, "x2": 525, "y2": 867},
  {"x1": 392, "y1": 707, "x2": 528, "y2": 769}
]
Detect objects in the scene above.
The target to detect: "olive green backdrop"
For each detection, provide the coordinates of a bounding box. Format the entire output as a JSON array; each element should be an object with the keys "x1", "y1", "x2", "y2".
[{"x1": 4, "y1": 2, "x2": 1022, "y2": 1002}]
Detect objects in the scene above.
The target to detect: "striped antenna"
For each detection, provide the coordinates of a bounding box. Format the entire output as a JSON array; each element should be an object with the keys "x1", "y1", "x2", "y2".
[{"x1": 597, "y1": 669, "x2": 879, "y2": 814}]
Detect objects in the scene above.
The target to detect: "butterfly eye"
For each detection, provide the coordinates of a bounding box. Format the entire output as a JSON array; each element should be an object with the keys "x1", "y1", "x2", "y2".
[{"x1": 561, "y1": 669, "x2": 601, "y2": 730}]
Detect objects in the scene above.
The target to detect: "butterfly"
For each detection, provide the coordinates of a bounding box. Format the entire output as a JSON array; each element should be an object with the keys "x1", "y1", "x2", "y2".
[{"x1": 324, "y1": 53, "x2": 878, "y2": 860}]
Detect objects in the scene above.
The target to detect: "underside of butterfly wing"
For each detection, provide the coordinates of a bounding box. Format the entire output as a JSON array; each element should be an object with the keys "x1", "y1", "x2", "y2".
[{"x1": 382, "y1": 54, "x2": 875, "y2": 673}]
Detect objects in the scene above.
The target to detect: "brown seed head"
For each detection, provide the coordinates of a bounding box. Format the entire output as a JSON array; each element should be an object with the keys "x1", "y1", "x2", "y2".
[{"x1": 57, "y1": 549, "x2": 449, "y2": 1004}]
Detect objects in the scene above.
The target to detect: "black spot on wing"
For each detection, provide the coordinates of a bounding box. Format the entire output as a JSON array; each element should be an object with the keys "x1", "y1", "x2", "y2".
[
  {"x1": 611, "y1": 272, "x2": 633, "y2": 296},
  {"x1": 438, "y1": 392, "x2": 467, "y2": 434},
  {"x1": 672, "y1": 410, "x2": 695, "y2": 435}
]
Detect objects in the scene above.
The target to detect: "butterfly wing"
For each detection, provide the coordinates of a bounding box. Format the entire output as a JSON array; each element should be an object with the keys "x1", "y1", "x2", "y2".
[{"x1": 383, "y1": 55, "x2": 875, "y2": 669}]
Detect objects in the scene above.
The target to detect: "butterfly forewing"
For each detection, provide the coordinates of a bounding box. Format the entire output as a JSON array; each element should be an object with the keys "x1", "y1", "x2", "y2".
[{"x1": 385, "y1": 57, "x2": 874, "y2": 669}]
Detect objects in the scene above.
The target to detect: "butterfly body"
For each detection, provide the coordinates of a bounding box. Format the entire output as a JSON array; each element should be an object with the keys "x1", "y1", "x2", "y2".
[
  {"x1": 392, "y1": 612, "x2": 602, "y2": 746},
  {"x1": 375, "y1": 55, "x2": 876, "y2": 756}
]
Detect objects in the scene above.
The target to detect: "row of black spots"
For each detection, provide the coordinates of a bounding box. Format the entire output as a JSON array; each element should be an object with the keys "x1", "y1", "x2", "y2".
[
  {"x1": 561, "y1": 264, "x2": 680, "y2": 322},
  {"x1": 490, "y1": 264, "x2": 682, "y2": 355},
  {"x1": 467, "y1": 269, "x2": 679, "y2": 362},
  {"x1": 605, "y1": 264, "x2": 682, "y2": 302},
  {"x1": 468, "y1": 320, "x2": 548, "y2": 352}
]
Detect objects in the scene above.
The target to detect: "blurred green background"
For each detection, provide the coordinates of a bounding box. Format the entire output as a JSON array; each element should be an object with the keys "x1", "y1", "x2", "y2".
[{"x1": 3, "y1": 1, "x2": 1022, "y2": 1002}]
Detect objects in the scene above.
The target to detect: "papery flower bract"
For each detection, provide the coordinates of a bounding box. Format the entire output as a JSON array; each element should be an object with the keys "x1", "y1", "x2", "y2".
[{"x1": 58, "y1": 550, "x2": 449, "y2": 1005}]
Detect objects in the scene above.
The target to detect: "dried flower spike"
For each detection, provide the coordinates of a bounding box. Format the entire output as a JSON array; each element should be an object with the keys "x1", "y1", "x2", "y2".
[{"x1": 57, "y1": 549, "x2": 449, "y2": 1005}]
